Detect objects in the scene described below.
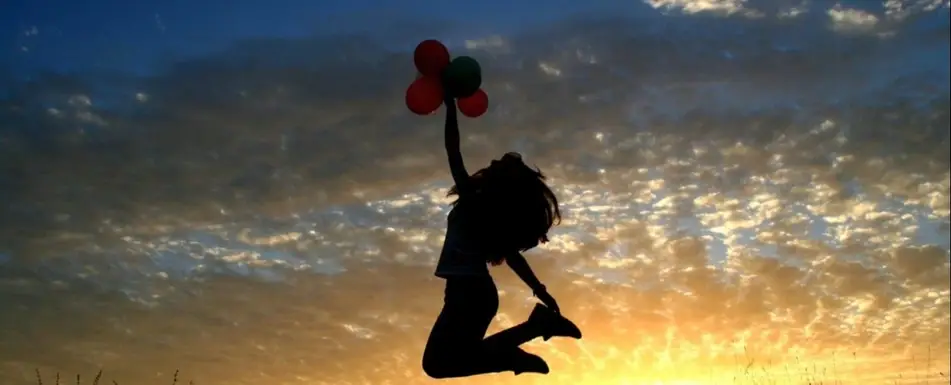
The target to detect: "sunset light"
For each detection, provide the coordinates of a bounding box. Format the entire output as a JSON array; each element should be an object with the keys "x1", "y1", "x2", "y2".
[{"x1": 1, "y1": 0, "x2": 949, "y2": 384}]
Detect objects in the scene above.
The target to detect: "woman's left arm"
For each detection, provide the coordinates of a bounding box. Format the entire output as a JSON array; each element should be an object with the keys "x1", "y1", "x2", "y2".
[
  {"x1": 505, "y1": 252, "x2": 545, "y2": 295},
  {"x1": 506, "y1": 252, "x2": 561, "y2": 312}
]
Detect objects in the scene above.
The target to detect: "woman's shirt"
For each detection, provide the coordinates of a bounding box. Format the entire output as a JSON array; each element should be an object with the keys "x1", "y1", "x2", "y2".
[{"x1": 434, "y1": 202, "x2": 493, "y2": 278}]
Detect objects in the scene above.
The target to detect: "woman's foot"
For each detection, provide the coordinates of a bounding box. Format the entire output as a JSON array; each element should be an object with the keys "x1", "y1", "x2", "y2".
[
  {"x1": 511, "y1": 348, "x2": 550, "y2": 375},
  {"x1": 528, "y1": 304, "x2": 583, "y2": 341}
]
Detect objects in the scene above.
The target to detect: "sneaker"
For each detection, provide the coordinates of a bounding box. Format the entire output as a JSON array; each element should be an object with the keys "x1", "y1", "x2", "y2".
[
  {"x1": 528, "y1": 304, "x2": 583, "y2": 341},
  {"x1": 511, "y1": 348, "x2": 550, "y2": 375}
]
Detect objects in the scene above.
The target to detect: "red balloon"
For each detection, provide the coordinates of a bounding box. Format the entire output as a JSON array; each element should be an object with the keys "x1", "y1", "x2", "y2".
[
  {"x1": 406, "y1": 76, "x2": 444, "y2": 115},
  {"x1": 457, "y1": 88, "x2": 488, "y2": 118},
  {"x1": 414, "y1": 40, "x2": 451, "y2": 77}
]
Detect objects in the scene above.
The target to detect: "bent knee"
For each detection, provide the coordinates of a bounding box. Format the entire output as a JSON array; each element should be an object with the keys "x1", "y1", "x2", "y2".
[{"x1": 422, "y1": 353, "x2": 451, "y2": 379}]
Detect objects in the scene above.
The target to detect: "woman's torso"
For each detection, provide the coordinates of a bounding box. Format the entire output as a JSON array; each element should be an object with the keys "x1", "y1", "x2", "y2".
[{"x1": 433, "y1": 200, "x2": 499, "y2": 279}]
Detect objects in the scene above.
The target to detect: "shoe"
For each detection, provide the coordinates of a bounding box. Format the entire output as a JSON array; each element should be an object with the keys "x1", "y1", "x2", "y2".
[
  {"x1": 528, "y1": 304, "x2": 583, "y2": 341},
  {"x1": 511, "y1": 348, "x2": 550, "y2": 375}
]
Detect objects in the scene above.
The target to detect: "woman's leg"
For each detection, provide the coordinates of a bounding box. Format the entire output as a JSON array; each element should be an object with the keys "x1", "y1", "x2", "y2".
[
  {"x1": 481, "y1": 318, "x2": 544, "y2": 349},
  {"x1": 492, "y1": 304, "x2": 583, "y2": 343},
  {"x1": 423, "y1": 277, "x2": 547, "y2": 378}
]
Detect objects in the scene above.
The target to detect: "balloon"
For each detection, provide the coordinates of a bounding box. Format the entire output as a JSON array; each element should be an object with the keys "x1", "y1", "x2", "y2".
[
  {"x1": 458, "y1": 88, "x2": 488, "y2": 118},
  {"x1": 406, "y1": 76, "x2": 444, "y2": 115},
  {"x1": 443, "y1": 56, "x2": 482, "y2": 98},
  {"x1": 414, "y1": 40, "x2": 451, "y2": 77}
]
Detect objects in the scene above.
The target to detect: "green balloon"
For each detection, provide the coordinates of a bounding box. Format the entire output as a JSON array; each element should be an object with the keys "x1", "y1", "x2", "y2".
[{"x1": 443, "y1": 56, "x2": 482, "y2": 98}]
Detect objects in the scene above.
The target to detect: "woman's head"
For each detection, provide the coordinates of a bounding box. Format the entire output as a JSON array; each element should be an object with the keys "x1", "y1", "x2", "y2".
[{"x1": 448, "y1": 152, "x2": 562, "y2": 253}]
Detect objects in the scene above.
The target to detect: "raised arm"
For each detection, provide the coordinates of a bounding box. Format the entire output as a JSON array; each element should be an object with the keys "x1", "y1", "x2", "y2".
[{"x1": 444, "y1": 98, "x2": 472, "y2": 194}]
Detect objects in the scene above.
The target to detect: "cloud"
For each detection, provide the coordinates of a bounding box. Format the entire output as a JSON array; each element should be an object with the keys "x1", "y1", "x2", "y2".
[{"x1": 0, "y1": 1, "x2": 949, "y2": 384}]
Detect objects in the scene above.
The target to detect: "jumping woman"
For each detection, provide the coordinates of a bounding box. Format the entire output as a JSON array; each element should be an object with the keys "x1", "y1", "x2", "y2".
[{"x1": 421, "y1": 96, "x2": 582, "y2": 379}]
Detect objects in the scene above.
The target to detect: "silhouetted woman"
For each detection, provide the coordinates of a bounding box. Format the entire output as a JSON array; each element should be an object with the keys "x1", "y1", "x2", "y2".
[{"x1": 421, "y1": 96, "x2": 582, "y2": 379}]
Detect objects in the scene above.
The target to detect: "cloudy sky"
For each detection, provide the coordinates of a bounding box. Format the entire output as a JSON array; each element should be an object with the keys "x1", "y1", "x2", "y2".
[{"x1": 1, "y1": 0, "x2": 949, "y2": 384}]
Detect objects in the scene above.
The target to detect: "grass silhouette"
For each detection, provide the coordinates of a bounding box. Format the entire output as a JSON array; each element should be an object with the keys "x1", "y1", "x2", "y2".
[
  {"x1": 717, "y1": 351, "x2": 948, "y2": 385},
  {"x1": 29, "y1": 349, "x2": 949, "y2": 385},
  {"x1": 35, "y1": 369, "x2": 192, "y2": 385},
  {"x1": 29, "y1": 364, "x2": 949, "y2": 385}
]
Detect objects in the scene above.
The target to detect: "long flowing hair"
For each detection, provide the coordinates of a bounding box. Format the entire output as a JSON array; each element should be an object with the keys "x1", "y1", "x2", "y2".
[{"x1": 448, "y1": 152, "x2": 561, "y2": 265}]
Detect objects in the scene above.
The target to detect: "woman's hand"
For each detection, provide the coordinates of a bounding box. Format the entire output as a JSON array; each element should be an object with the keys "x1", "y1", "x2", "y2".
[{"x1": 535, "y1": 288, "x2": 560, "y2": 314}]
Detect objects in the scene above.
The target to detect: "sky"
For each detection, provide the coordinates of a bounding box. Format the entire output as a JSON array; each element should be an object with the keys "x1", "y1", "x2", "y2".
[{"x1": 0, "y1": 0, "x2": 950, "y2": 384}]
